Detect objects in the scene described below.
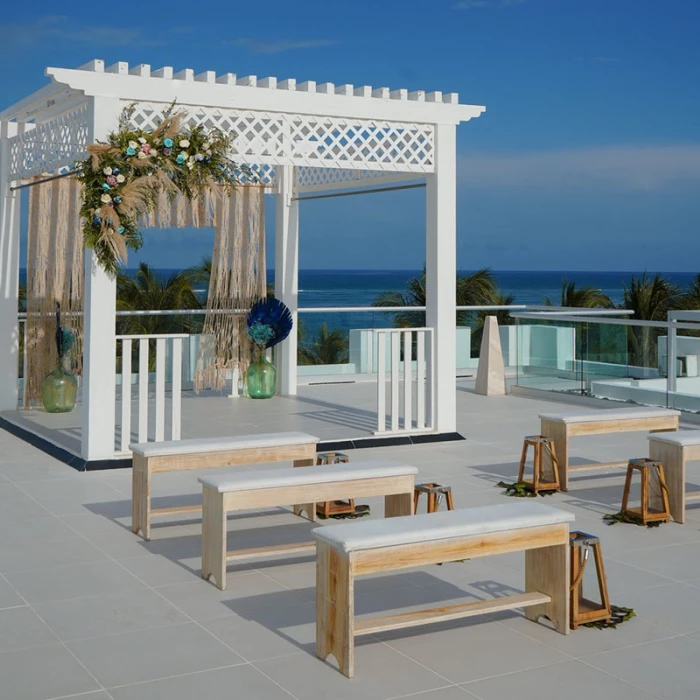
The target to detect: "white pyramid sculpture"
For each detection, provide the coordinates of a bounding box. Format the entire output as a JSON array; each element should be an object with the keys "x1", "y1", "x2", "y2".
[{"x1": 475, "y1": 315, "x2": 506, "y2": 396}]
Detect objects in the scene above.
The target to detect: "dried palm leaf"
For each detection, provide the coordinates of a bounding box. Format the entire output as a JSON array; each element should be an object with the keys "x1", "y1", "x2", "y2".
[{"x1": 87, "y1": 144, "x2": 119, "y2": 169}]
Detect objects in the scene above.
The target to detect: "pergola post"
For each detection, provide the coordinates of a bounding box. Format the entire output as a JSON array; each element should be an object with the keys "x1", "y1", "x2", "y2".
[
  {"x1": 81, "y1": 96, "x2": 120, "y2": 460},
  {"x1": 274, "y1": 165, "x2": 299, "y2": 396},
  {"x1": 426, "y1": 123, "x2": 457, "y2": 433},
  {"x1": 0, "y1": 122, "x2": 21, "y2": 411}
]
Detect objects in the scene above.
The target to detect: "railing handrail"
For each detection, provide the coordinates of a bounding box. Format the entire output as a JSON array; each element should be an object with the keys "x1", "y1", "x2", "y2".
[
  {"x1": 116, "y1": 333, "x2": 189, "y2": 340},
  {"x1": 511, "y1": 311, "x2": 700, "y2": 331}
]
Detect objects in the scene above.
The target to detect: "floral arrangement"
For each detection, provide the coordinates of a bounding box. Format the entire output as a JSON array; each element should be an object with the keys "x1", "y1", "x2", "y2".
[
  {"x1": 246, "y1": 298, "x2": 294, "y2": 353},
  {"x1": 77, "y1": 104, "x2": 258, "y2": 274},
  {"x1": 54, "y1": 302, "x2": 75, "y2": 361}
]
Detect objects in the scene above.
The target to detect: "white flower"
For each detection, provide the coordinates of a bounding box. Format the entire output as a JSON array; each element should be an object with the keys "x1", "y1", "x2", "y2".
[
  {"x1": 187, "y1": 162, "x2": 194, "y2": 170},
  {"x1": 128, "y1": 140, "x2": 138, "y2": 149},
  {"x1": 116, "y1": 174, "x2": 126, "y2": 183},
  {"x1": 137, "y1": 151, "x2": 148, "y2": 159},
  {"x1": 179, "y1": 139, "x2": 190, "y2": 148},
  {"x1": 138, "y1": 137, "x2": 147, "y2": 144},
  {"x1": 102, "y1": 166, "x2": 113, "y2": 176},
  {"x1": 194, "y1": 153, "x2": 204, "y2": 162},
  {"x1": 203, "y1": 141, "x2": 211, "y2": 149},
  {"x1": 100, "y1": 193, "x2": 112, "y2": 203},
  {"x1": 205, "y1": 149, "x2": 212, "y2": 156}
]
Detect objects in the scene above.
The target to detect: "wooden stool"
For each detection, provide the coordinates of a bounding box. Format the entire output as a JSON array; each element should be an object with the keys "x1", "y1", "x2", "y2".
[
  {"x1": 414, "y1": 483, "x2": 455, "y2": 514},
  {"x1": 570, "y1": 531, "x2": 611, "y2": 629},
  {"x1": 518, "y1": 435, "x2": 560, "y2": 494},
  {"x1": 316, "y1": 453, "x2": 355, "y2": 518},
  {"x1": 621, "y1": 458, "x2": 671, "y2": 525}
]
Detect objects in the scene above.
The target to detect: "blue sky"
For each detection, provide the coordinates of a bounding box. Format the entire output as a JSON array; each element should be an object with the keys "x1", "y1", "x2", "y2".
[{"x1": 3, "y1": 0, "x2": 699, "y2": 271}]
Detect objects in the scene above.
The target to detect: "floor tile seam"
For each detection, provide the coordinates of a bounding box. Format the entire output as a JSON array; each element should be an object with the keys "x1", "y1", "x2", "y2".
[
  {"x1": 58, "y1": 619, "x2": 196, "y2": 646},
  {"x1": 27, "y1": 601, "x2": 112, "y2": 697},
  {"x1": 382, "y1": 682, "x2": 467, "y2": 700},
  {"x1": 45, "y1": 690, "x2": 115, "y2": 700},
  {"x1": 455, "y1": 657, "x2": 570, "y2": 685},
  {"x1": 245, "y1": 661, "x2": 304, "y2": 700},
  {"x1": 598, "y1": 555, "x2": 689, "y2": 585},
  {"x1": 575, "y1": 655, "x2": 670, "y2": 700},
  {"x1": 101, "y1": 660, "x2": 251, "y2": 692},
  {"x1": 1, "y1": 479, "x2": 60, "y2": 518},
  {"x1": 582, "y1": 632, "x2": 691, "y2": 663},
  {"x1": 377, "y1": 640, "x2": 460, "y2": 686}
]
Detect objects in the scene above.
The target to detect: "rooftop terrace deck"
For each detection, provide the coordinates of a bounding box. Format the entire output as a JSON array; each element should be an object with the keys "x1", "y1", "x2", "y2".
[{"x1": 1, "y1": 388, "x2": 699, "y2": 699}]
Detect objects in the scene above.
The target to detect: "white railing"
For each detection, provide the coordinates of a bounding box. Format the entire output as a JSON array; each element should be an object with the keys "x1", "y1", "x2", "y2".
[
  {"x1": 375, "y1": 328, "x2": 434, "y2": 435},
  {"x1": 116, "y1": 334, "x2": 187, "y2": 453}
]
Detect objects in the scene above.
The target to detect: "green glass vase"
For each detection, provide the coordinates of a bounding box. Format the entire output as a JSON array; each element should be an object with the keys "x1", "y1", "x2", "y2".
[
  {"x1": 42, "y1": 362, "x2": 78, "y2": 413},
  {"x1": 246, "y1": 353, "x2": 277, "y2": 399}
]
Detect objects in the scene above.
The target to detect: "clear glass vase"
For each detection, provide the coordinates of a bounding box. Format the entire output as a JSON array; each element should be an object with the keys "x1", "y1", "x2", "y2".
[
  {"x1": 246, "y1": 353, "x2": 277, "y2": 399},
  {"x1": 42, "y1": 362, "x2": 78, "y2": 413}
]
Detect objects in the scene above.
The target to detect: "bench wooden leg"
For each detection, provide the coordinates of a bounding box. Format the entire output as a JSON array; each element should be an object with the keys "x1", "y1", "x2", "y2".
[
  {"x1": 650, "y1": 441, "x2": 685, "y2": 524},
  {"x1": 542, "y1": 420, "x2": 569, "y2": 491},
  {"x1": 316, "y1": 542, "x2": 355, "y2": 678},
  {"x1": 524, "y1": 541, "x2": 569, "y2": 635},
  {"x1": 293, "y1": 457, "x2": 317, "y2": 521},
  {"x1": 385, "y1": 492, "x2": 413, "y2": 517},
  {"x1": 131, "y1": 454, "x2": 151, "y2": 541},
  {"x1": 202, "y1": 488, "x2": 227, "y2": 590}
]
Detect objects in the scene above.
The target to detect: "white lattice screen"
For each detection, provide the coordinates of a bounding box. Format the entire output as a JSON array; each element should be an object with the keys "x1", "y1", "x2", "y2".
[
  {"x1": 8, "y1": 104, "x2": 89, "y2": 180},
  {"x1": 123, "y1": 102, "x2": 434, "y2": 175}
]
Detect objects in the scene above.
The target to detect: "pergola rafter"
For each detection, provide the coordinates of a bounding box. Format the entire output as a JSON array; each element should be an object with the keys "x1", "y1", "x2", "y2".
[{"x1": 0, "y1": 59, "x2": 485, "y2": 463}]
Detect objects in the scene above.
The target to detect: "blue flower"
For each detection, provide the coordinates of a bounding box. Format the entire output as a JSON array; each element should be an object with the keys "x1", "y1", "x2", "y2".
[
  {"x1": 102, "y1": 183, "x2": 111, "y2": 191},
  {"x1": 92, "y1": 216, "x2": 101, "y2": 224},
  {"x1": 118, "y1": 226, "x2": 125, "y2": 234},
  {"x1": 113, "y1": 168, "x2": 120, "y2": 175},
  {"x1": 204, "y1": 156, "x2": 211, "y2": 162},
  {"x1": 113, "y1": 195, "x2": 123, "y2": 204},
  {"x1": 163, "y1": 138, "x2": 173, "y2": 148},
  {"x1": 247, "y1": 322, "x2": 275, "y2": 348},
  {"x1": 126, "y1": 147, "x2": 136, "y2": 156},
  {"x1": 176, "y1": 153, "x2": 186, "y2": 164}
]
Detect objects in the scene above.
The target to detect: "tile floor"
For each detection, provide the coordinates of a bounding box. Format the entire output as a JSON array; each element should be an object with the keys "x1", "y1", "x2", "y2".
[{"x1": 1, "y1": 387, "x2": 700, "y2": 699}]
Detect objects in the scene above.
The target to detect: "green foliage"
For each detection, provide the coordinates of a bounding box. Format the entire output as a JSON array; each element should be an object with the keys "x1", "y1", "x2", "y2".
[
  {"x1": 603, "y1": 511, "x2": 663, "y2": 528},
  {"x1": 583, "y1": 605, "x2": 636, "y2": 629},
  {"x1": 544, "y1": 280, "x2": 613, "y2": 308},
  {"x1": 496, "y1": 481, "x2": 556, "y2": 498},
  {"x1": 298, "y1": 323, "x2": 349, "y2": 365}
]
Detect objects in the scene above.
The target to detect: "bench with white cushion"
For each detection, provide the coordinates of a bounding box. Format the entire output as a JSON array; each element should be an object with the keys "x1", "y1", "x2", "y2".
[
  {"x1": 314, "y1": 502, "x2": 574, "y2": 678},
  {"x1": 648, "y1": 430, "x2": 700, "y2": 523},
  {"x1": 130, "y1": 432, "x2": 319, "y2": 541},
  {"x1": 200, "y1": 460, "x2": 417, "y2": 590},
  {"x1": 540, "y1": 407, "x2": 679, "y2": 490}
]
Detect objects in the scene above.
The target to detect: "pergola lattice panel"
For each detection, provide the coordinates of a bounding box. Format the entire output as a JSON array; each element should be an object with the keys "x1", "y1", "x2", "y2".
[
  {"x1": 124, "y1": 102, "x2": 435, "y2": 174},
  {"x1": 8, "y1": 104, "x2": 89, "y2": 180},
  {"x1": 295, "y1": 166, "x2": 420, "y2": 194}
]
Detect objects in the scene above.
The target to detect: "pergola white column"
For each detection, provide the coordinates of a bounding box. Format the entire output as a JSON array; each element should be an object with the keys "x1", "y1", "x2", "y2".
[
  {"x1": 81, "y1": 96, "x2": 120, "y2": 460},
  {"x1": 0, "y1": 123, "x2": 21, "y2": 411},
  {"x1": 274, "y1": 165, "x2": 299, "y2": 396},
  {"x1": 426, "y1": 123, "x2": 458, "y2": 433}
]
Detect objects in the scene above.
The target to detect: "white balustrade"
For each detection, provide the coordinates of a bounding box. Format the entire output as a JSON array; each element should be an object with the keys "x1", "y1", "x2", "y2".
[
  {"x1": 116, "y1": 334, "x2": 186, "y2": 454},
  {"x1": 375, "y1": 328, "x2": 434, "y2": 435}
]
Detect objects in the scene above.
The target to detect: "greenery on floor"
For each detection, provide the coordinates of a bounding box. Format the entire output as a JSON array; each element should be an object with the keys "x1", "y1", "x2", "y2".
[
  {"x1": 603, "y1": 511, "x2": 663, "y2": 527},
  {"x1": 583, "y1": 605, "x2": 636, "y2": 629},
  {"x1": 496, "y1": 481, "x2": 557, "y2": 498}
]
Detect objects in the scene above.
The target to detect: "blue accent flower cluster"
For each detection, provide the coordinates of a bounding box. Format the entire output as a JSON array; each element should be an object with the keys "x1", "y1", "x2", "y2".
[{"x1": 246, "y1": 298, "x2": 294, "y2": 349}]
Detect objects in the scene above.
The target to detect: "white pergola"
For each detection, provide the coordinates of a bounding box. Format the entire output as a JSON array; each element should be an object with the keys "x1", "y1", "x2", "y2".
[{"x1": 0, "y1": 59, "x2": 485, "y2": 462}]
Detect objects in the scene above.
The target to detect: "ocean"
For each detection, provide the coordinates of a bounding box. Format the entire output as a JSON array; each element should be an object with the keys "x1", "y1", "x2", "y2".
[{"x1": 25, "y1": 269, "x2": 697, "y2": 339}]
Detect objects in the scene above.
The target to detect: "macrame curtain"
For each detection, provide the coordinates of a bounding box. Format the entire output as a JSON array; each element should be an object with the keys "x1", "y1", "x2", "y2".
[
  {"x1": 25, "y1": 177, "x2": 84, "y2": 406},
  {"x1": 195, "y1": 185, "x2": 266, "y2": 391},
  {"x1": 140, "y1": 184, "x2": 266, "y2": 391}
]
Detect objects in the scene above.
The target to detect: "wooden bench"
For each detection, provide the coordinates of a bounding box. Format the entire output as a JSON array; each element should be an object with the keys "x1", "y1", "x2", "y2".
[
  {"x1": 648, "y1": 431, "x2": 700, "y2": 524},
  {"x1": 200, "y1": 460, "x2": 417, "y2": 590},
  {"x1": 131, "y1": 432, "x2": 319, "y2": 540},
  {"x1": 540, "y1": 407, "x2": 679, "y2": 490},
  {"x1": 314, "y1": 502, "x2": 574, "y2": 678}
]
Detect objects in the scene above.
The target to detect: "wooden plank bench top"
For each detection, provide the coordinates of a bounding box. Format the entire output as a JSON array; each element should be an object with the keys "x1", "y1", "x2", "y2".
[
  {"x1": 648, "y1": 430, "x2": 700, "y2": 524},
  {"x1": 540, "y1": 407, "x2": 679, "y2": 490},
  {"x1": 131, "y1": 431, "x2": 319, "y2": 540},
  {"x1": 314, "y1": 502, "x2": 574, "y2": 677},
  {"x1": 200, "y1": 460, "x2": 417, "y2": 590}
]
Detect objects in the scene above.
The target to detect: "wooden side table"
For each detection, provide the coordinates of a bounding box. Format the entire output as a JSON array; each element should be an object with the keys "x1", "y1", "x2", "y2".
[{"x1": 414, "y1": 483, "x2": 455, "y2": 514}]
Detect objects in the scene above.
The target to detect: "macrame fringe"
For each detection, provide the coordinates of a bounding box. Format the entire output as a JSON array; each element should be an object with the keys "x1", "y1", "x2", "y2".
[{"x1": 25, "y1": 177, "x2": 84, "y2": 406}]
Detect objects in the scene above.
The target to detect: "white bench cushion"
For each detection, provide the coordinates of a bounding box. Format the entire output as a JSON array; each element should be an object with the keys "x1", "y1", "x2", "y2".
[
  {"x1": 648, "y1": 430, "x2": 700, "y2": 447},
  {"x1": 539, "y1": 407, "x2": 680, "y2": 424},
  {"x1": 131, "y1": 432, "x2": 319, "y2": 458},
  {"x1": 199, "y1": 460, "x2": 417, "y2": 493},
  {"x1": 313, "y1": 502, "x2": 574, "y2": 553}
]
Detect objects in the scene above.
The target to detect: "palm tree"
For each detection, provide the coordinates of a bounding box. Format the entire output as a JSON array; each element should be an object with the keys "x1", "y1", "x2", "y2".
[
  {"x1": 188, "y1": 256, "x2": 274, "y2": 299},
  {"x1": 298, "y1": 323, "x2": 349, "y2": 365},
  {"x1": 544, "y1": 281, "x2": 613, "y2": 308},
  {"x1": 681, "y1": 273, "x2": 700, "y2": 311},
  {"x1": 622, "y1": 272, "x2": 683, "y2": 368},
  {"x1": 117, "y1": 262, "x2": 202, "y2": 337},
  {"x1": 373, "y1": 267, "x2": 500, "y2": 328}
]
